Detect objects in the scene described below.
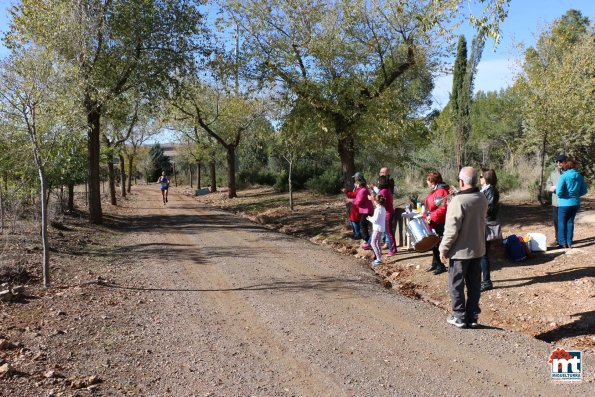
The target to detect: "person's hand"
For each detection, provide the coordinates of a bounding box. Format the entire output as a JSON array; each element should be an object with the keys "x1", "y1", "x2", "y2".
[
  {"x1": 440, "y1": 253, "x2": 448, "y2": 265},
  {"x1": 341, "y1": 187, "x2": 347, "y2": 193}
]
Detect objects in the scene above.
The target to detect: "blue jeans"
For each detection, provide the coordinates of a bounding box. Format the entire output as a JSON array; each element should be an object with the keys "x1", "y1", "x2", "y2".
[
  {"x1": 558, "y1": 205, "x2": 579, "y2": 246},
  {"x1": 350, "y1": 221, "x2": 362, "y2": 240}
]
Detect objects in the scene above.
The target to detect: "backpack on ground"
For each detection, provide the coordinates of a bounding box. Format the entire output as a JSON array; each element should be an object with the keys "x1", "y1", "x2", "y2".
[{"x1": 503, "y1": 234, "x2": 527, "y2": 262}]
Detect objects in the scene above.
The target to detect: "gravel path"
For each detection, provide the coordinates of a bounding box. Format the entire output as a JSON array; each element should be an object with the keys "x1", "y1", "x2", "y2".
[{"x1": 95, "y1": 186, "x2": 592, "y2": 396}]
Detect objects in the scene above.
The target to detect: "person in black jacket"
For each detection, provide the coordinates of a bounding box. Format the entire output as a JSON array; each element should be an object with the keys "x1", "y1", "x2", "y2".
[{"x1": 480, "y1": 169, "x2": 500, "y2": 291}]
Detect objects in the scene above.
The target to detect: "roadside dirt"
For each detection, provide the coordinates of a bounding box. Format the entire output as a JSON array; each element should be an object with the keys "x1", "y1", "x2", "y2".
[{"x1": 190, "y1": 185, "x2": 595, "y2": 353}]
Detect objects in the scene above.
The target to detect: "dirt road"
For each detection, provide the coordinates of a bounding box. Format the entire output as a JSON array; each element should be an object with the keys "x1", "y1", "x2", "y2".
[
  {"x1": 73, "y1": 185, "x2": 585, "y2": 397},
  {"x1": 3, "y1": 185, "x2": 591, "y2": 396}
]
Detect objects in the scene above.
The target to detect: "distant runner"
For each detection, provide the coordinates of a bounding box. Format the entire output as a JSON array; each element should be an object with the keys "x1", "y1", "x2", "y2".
[{"x1": 157, "y1": 171, "x2": 170, "y2": 204}]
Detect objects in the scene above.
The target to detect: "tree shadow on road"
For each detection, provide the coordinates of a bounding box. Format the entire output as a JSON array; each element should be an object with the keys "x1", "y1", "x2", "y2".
[
  {"x1": 534, "y1": 310, "x2": 595, "y2": 343},
  {"x1": 103, "y1": 213, "x2": 270, "y2": 235},
  {"x1": 97, "y1": 275, "x2": 371, "y2": 294}
]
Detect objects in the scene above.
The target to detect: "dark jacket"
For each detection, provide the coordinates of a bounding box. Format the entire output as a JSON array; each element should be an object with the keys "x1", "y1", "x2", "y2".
[{"x1": 482, "y1": 185, "x2": 500, "y2": 222}]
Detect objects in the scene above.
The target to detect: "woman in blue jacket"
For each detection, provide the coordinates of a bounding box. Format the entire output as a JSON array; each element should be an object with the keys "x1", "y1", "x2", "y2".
[{"x1": 555, "y1": 160, "x2": 588, "y2": 248}]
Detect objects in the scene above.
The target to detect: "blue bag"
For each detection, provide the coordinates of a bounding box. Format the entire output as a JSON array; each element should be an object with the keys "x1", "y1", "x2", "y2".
[{"x1": 503, "y1": 234, "x2": 527, "y2": 262}]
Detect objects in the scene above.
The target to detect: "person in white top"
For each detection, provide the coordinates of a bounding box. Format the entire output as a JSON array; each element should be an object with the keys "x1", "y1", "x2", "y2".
[{"x1": 368, "y1": 193, "x2": 387, "y2": 266}]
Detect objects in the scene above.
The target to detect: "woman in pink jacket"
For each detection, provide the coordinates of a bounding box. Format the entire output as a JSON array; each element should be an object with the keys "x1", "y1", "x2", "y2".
[{"x1": 377, "y1": 175, "x2": 397, "y2": 256}]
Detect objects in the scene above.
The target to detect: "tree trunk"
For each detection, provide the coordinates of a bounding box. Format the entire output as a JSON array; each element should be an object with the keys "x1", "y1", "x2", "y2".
[
  {"x1": 59, "y1": 185, "x2": 64, "y2": 214},
  {"x1": 209, "y1": 158, "x2": 217, "y2": 193},
  {"x1": 197, "y1": 161, "x2": 201, "y2": 189},
  {"x1": 34, "y1": 165, "x2": 50, "y2": 287},
  {"x1": 0, "y1": 181, "x2": 3, "y2": 231},
  {"x1": 86, "y1": 102, "x2": 103, "y2": 224},
  {"x1": 127, "y1": 155, "x2": 134, "y2": 193},
  {"x1": 107, "y1": 160, "x2": 117, "y2": 205},
  {"x1": 288, "y1": 160, "x2": 293, "y2": 211},
  {"x1": 538, "y1": 131, "x2": 548, "y2": 204},
  {"x1": 67, "y1": 184, "x2": 74, "y2": 212},
  {"x1": 119, "y1": 154, "x2": 126, "y2": 198},
  {"x1": 337, "y1": 134, "x2": 356, "y2": 188},
  {"x1": 190, "y1": 164, "x2": 193, "y2": 188},
  {"x1": 226, "y1": 146, "x2": 237, "y2": 198},
  {"x1": 173, "y1": 162, "x2": 178, "y2": 187}
]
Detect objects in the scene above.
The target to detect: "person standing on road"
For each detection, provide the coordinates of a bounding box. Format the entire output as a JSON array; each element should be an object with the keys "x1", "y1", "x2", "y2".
[
  {"x1": 479, "y1": 169, "x2": 500, "y2": 292},
  {"x1": 439, "y1": 166, "x2": 488, "y2": 329},
  {"x1": 423, "y1": 171, "x2": 449, "y2": 275},
  {"x1": 157, "y1": 171, "x2": 170, "y2": 205},
  {"x1": 556, "y1": 159, "x2": 588, "y2": 249},
  {"x1": 352, "y1": 172, "x2": 374, "y2": 249},
  {"x1": 546, "y1": 154, "x2": 567, "y2": 247},
  {"x1": 368, "y1": 193, "x2": 387, "y2": 266}
]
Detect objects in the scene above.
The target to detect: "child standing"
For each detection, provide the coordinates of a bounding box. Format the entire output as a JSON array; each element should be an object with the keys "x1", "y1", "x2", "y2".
[{"x1": 368, "y1": 194, "x2": 387, "y2": 266}]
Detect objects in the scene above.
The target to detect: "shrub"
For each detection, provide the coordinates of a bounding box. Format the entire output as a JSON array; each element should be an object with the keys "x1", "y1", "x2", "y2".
[
  {"x1": 237, "y1": 169, "x2": 276, "y2": 188},
  {"x1": 497, "y1": 170, "x2": 521, "y2": 193},
  {"x1": 306, "y1": 168, "x2": 343, "y2": 195}
]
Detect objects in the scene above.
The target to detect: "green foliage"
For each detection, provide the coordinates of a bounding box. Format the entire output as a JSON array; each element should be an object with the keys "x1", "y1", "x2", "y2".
[
  {"x1": 518, "y1": 9, "x2": 594, "y2": 179},
  {"x1": 496, "y1": 170, "x2": 520, "y2": 193},
  {"x1": 145, "y1": 144, "x2": 172, "y2": 182},
  {"x1": 237, "y1": 169, "x2": 276, "y2": 188},
  {"x1": 305, "y1": 168, "x2": 343, "y2": 195}
]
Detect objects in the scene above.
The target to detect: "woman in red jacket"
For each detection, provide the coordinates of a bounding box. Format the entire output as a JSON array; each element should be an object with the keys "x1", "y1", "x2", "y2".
[
  {"x1": 424, "y1": 171, "x2": 450, "y2": 275},
  {"x1": 342, "y1": 178, "x2": 364, "y2": 240}
]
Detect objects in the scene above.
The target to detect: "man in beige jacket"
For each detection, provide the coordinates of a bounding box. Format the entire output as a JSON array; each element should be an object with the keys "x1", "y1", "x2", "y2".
[{"x1": 439, "y1": 167, "x2": 488, "y2": 328}]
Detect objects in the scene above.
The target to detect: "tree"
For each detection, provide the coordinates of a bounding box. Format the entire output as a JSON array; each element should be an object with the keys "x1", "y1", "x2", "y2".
[
  {"x1": 146, "y1": 144, "x2": 172, "y2": 183},
  {"x1": 276, "y1": 101, "x2": 325, "y2": 210},
  {"x1": 171, "y1": 78, "x2": 266, "y2": 198},
  {"x1": 225, "y1": 0, "x2": 509, "y2": 184},
  {"x1": 517, "y1": 9, "x2": 593, "y2": 191},
  {"x1": 0, "y1": 46, "x2": 83, "y2": 287},
  {"x1": 450, "y1": 34, "x2": 485, "y2": 170},
  {"x1": 7, "y1": 0, "x2": 205, "y2": 224}
]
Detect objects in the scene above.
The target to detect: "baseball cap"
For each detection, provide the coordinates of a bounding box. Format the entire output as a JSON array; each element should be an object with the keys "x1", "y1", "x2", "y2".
[
  {"x1": 555, "y1": 154, "x2": 568, "y2": 162},
  {"x1": 352, "y1": 172, "x2": 364, "y2": 180}
]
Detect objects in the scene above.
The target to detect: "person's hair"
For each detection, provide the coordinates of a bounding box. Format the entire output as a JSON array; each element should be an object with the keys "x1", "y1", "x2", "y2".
[
  {"x1": 459, "y1": 166, "x2": 477, "y2": 186},
  {"x1": 427, "y1": 171, "x2": 443, "y2": 184},
  {"x1": 562, "y1": 160, "x2": 575, "y2": 171},
  {"x1": 375, "y1": 194, "x2": 386, "y2": 206},
  {"x1": 482, "y1": 169, "x2": 497, "y2": 186},
  {"x1": 377, "y1": 175, "x2": 389, "y2": 189}
]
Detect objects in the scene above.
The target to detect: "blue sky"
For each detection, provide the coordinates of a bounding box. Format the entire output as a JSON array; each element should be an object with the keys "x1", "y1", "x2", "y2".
[
  {"x1": 432, "y1": 0, "x2": 595, "y2": 108},
  {"x1": 0, "y1": 0, "x2": 592, "y2": 112}
]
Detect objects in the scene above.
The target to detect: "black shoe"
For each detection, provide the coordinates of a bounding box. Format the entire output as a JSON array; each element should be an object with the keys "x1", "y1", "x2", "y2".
[
  {"x1": 426, "y1": 264, "x2": 438, "y2": 272},
  {"x1": 432, "y1": 265, "x2": 446, "y2": 275},
  {"x1": 480, "y1": 282, "x2": 493, "y2": 292},
  {"x1": 468, "y1": 318, "x2": 479, "y2": 328}
]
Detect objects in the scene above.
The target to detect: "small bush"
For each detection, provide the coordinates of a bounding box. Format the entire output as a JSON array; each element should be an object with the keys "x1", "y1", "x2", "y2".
[
  {"x1": 497, "y1": 170, "x2": 520, "y2": 193},
  {"x1": 238, "y1": 169, "x2": 276, "y2": 188},
  {"x1": 306, "y1": 168, "x2": 343, "y2": 195}
]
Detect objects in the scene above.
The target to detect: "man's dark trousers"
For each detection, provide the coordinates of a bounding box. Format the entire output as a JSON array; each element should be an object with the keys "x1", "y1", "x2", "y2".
[{"x1": 448, "y1": 258, "x2": 482, "y2": 322}]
